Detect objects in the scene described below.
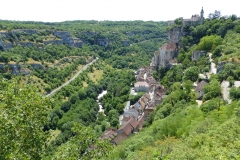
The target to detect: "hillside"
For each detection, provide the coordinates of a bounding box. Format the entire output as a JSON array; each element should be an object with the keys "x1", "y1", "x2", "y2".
[
  {"x1": 2, "y1": 10, "x2": 240, "y2": 159},
  {"x1": 0, "y1": 20, "x2": 168, "y2": 159},
  {"x1": 104, "y1": 13, "x2": 240, "y2": 159}
]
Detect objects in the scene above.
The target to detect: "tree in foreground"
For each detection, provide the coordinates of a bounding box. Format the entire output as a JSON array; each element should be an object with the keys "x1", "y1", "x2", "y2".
[
  {"x1": 50, "y1": 123, "x2": 113, "y2": 160},
  {"x1": 0, "y1": 79, "x2": 52, "y2": 159}
]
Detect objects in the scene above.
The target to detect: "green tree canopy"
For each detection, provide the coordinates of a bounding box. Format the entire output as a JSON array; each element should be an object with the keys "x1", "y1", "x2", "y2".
[
  {"x1": 197, "y1": 35, "x2": 222, "y2": 52},
  {"x1": 0, "y1": 79, "x2": 52, "y2": 159},
  {"x1": 183, "y1": 66, "x2": 199, "y2": 82}
]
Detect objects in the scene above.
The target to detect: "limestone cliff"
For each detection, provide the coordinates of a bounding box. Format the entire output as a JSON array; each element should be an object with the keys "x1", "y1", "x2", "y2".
[
  {"x1": 168, "y1": 27, "x2": 182, "y2": 44},
  {"x1": 0, "y1": 30, "x2": 83, "y2": 51}
]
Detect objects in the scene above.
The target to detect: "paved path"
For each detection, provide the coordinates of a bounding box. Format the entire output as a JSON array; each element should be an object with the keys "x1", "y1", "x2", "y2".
[
  {"x1": 221, "y1": 81, "x2": 231, "y2": 104},
  {"x1": 209, "y1": 53, "x2": 217, "y2": 74},
  {"x1": 46, "y1": 57, "x2": 98, "y2": 97}
]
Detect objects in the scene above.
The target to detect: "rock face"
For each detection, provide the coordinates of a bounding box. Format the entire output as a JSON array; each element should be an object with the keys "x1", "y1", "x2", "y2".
[
  {"x1": 122, "y1": 40, "x2": 130, "y2": 46},
  {"x1": 8, "y1": 64, "x2": 20, "y2": 75},
  {"x1": 0, "y1": 30, "x2": 83, "y2": 51},
  {"x1": 97, "y1": 39, "x2": 109, "y2": 47},
  {"x1": 217, "y1": 62, "x2": 226, "y2": 73},
  {"x1": 0, "y1": 63, "x2": 4, "y2": 69},
  {"x1": 30, "y1": 63, "x2": 44, "y2": 70},
  {"x1": 73, "y1": 38, "x2": 83, "y2": 48},
  {"x1": 44, "y1": 40, "x2": 63, "y2": 45},
  {"x1": 168, "y1": 27, "x2": 182, "y2": 43},
  {"x1": 12, "y1": 29, "x2": 38, "y2": 35},
  {"x1": 19, "y1": 42, "x2": 34, "y2": 47}
]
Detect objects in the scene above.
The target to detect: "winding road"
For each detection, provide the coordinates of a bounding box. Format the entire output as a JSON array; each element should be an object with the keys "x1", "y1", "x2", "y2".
[{"x1": 46, "y1": 57, "x2": 99, "y2": 97}]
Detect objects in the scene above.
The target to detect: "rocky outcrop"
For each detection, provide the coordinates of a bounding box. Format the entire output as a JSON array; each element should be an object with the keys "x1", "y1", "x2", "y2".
[
  {"x1": 217, "y1": 62, "x2": 226, "y2": 73},
  {"x1": 30, "y1": 63, "x2": 44, "y2": 70},
  {"x1": 3, "y1": 42, "x2": 13, "y2": 50},
  {"x1": 53, "y1": 31, "x2": 70, "y2": 39},
  {"x1": 122, "y1": 40, "x2": 130, "y2": 46},
  {"x1": 44, "y1": 40, "x2": 63, "y2": 45},
  {"x1": 0, "y1": 30, "x2": 83, "y2": 51},
  {"x1": 168, "y1": 27, "x2": 182, "y2": 43},
  {"x1": 19, "y1": 42, "x2": 34, "y2": 47},
  {"x1": 8, "y1": 64, "x2": 20, "y2": 75},
  {"x1": 73, "y1": 38, "x2": 82, "y2": 48},
  {"x1": 12, "y1": 29, "x2": 38, "y2": 35},
  {"x1": 97, "y1": 39, "x2": 109, "y2": 47},
  {"x1": 0, "y1": 63, "x2": 4, "y2": 69}
]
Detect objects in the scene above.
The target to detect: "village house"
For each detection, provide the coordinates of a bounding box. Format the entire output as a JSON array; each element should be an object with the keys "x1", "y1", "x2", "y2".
[
  {"x1": 100, "y1": 66, "x2": 167, "y2": 145},
  {"x1": 134, "y1": 81, "x2": 149, "y2": 92},
  {"x1": 100, "y1": 128, "x2": 118, "y2": 141},
  {"x1": 195, "y1": 80, "x2": 207, "y2": 99},
  {"x1": 152, "y1": 42, "x2": 179, "y2": 67},
  {"x1": 122, "y1": 107, "x2": 139, "y2": 120},
  {"x1": 113, "y1": 117, "x2": 139, "y2": 145}
]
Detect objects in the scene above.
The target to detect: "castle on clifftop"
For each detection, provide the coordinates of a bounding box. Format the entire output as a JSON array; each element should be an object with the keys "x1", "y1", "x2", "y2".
[
  {"x1": 151, "y1": 7, "x2": 204, "y2": 68},
  {"x1": 168, "y1": 7, "x2": 204, "y2": 26}
]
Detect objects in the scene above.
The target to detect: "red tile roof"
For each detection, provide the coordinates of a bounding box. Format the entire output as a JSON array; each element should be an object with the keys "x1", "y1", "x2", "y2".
[
  {"x1": 161, "y1": 43, "x2": 178, "y2": 50},
  {"x1": 195, "y1": 80, "x2": 207, "y2": 91}
]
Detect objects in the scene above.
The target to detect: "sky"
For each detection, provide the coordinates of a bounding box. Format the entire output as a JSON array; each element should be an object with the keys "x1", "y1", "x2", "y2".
[{"x1": 0, "y1": 0, "x2": 239, "y2": 22}]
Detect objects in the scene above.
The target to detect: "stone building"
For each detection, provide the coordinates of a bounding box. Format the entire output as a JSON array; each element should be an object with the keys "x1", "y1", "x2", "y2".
[
  {"x1": 152, "y1": 43, "x2": 178, "y2": 67},
  {"x1": 168, "y1": 7, "x2": 204, "y2": 26},
  {"x1": 134, "y1": 81, "x2": 149, "y2": 92},
  {"x1": 192, "y1": 51, "x2": 206, "y2": 61},
  {"x1": 195, "y1": 80, "x2": 207, "y2": 99}
]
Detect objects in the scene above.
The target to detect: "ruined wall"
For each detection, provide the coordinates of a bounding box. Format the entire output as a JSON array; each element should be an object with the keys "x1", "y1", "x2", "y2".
[{"x1": 192, "y1": 51, "x2": 206, "y2": 61}]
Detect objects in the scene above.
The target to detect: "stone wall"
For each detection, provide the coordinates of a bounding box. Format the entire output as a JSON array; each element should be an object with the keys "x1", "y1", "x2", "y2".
[
  {"x1": 153, "y1": 43, "x2": 178, "y2": 67},
  {"x1": 192, "y1": 51, "x2": 206, "y2": 61}
]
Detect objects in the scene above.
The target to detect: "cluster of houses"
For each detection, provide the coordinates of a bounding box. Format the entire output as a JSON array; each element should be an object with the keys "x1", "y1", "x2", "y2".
[{"x1": 100, "y1": 66, "x2": 167, "y2": 145}]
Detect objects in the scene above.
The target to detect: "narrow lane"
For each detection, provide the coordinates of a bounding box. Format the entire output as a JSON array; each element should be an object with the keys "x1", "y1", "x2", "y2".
[{"x1": 46, "y1": 57, "x2": 98, "y2": 97}]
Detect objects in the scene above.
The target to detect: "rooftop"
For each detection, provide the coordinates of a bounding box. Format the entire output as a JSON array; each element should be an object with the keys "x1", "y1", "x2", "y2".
[
  {"x1": 161, "y1": 43, "x2": 178, "y2": 50},
  {"x1": 134, "y1": 81, "x2": 149, "y2": 87}
]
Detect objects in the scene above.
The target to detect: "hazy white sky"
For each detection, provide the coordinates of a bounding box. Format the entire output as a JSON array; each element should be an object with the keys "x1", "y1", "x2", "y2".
[{"x1": 0, "y1": 0, "x2": 239, "y2": 22}]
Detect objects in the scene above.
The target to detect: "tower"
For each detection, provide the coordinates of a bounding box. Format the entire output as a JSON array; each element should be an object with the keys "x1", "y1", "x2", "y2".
[{"x1": 200, "y1": 7, "x2": 204, "y2": 25}]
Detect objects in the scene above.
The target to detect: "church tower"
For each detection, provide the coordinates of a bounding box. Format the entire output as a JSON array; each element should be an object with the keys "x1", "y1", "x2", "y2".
[{"x1": 200, "y1": 7, "x2": 204, "y2": 25}]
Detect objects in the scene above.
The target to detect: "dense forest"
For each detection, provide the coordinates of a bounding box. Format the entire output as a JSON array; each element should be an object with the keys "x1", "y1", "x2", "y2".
[{"x1": 2, "y1": 10, "x2": 240, "y2": 159}]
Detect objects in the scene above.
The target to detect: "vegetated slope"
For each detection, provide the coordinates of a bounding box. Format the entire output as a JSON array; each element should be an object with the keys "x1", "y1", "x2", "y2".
[
  {"x1": 0, "y1": 20, "x2": 167, "y2": 93},
  {"x1": 1, "y1": 20, "x2": 169, "y2": 159},
  {"x1": 105, "y1": 15, "x2": 240, "y2": 159}
]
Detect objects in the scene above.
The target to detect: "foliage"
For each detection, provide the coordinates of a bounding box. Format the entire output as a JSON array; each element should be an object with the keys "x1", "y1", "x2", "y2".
[
  {"x1": 230, "y1": 87, "x2": 240, "y2": 100},
  {"x1": 183, "y1": 66, "x2": 199, "y2": 82},
  {"x1": 197, "y1": 35, "x2": 222, "y2": 52},
  {"x1": 208, "y1": 10, "x2": 221, "y2": 20},
  {"x1": 0, "y1": 79, "x2": 52, "y2": 159},
  {"x1": 202, "y1": 79, "x2": 221, "y2": 101},
  {"x1": 48, "y1": 123, "x2": 113, "y2": 159}
]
